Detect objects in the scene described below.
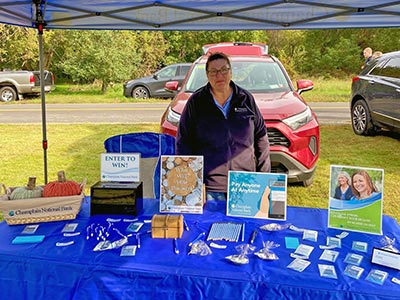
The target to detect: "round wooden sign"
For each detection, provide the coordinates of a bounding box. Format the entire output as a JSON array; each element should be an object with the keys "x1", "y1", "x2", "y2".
[{"x1": 167, "y1": 164, "x2": 197, "y2": 196}]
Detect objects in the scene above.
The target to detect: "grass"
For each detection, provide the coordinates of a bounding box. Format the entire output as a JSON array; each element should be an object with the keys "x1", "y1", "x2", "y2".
[
  {"x1": 1, "y1": 123, "x2": 399, "y2": 222},
  {"x1": 8, "y1": 77, "x2": 352, "y2": 104}
]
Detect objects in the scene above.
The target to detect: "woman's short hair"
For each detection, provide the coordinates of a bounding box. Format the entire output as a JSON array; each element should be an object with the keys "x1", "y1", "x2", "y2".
[
  {"x1": 206, "y1": 52, "x2": 231, "y2": 71},
  {"x1": 337, "y1": 171, "x2": 351, "y2": 186}
]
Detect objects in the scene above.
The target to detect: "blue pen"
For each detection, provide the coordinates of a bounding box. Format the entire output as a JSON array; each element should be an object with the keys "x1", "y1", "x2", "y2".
[
  {"x1": 183, "y1": 219, "x2": 189, "y2": 231},
  {"x1": 188, "y1": 232, "x2": 205, "y2": 247}
]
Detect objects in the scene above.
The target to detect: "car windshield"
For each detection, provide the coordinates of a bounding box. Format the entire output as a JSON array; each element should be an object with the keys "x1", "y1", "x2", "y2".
[{"x1": 184, "y1": 61, "x2": 291, "y2": 93}]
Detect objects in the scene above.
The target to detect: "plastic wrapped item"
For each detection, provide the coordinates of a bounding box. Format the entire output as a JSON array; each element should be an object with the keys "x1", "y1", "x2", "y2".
[
  {"x1": 188, "y1": 240, "x2": 212, "y2": 256},
  {"x1": 318, "y1": 264, "x2": 338, "y2": 279},
  {"x1": 93, "y1": 236, "x2": 128, "y2": 251},
  {"x1": 380, "y1": 235, "x2": 399, "y2": 253},
  {"x1": 260, "y1": 223, "x2": 290, "y2": 232},
  {"x1": 226, "y1": 243, "x2": 256, "y2": 265},
  {"x1": 254, "y1": 241, "x2": 280, "y2": 260}
]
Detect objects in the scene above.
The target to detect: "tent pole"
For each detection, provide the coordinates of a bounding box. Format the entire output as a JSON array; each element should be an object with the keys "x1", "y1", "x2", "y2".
[
  {"x1": 38, "y1": 29, "x2": 48, "y2": 184},
  {"x1": 35, "y1": 1, "x2": 48, "y2": 184}
]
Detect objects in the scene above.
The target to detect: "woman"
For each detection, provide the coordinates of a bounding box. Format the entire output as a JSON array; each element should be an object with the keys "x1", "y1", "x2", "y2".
[
  {"x1": 350, "y1": 170, "x2": 378, "y2": 200},
  {"x1": 334, "y1": 171, "x2": 353, "y2": 200},
  {"x1": 176, "y1": 52, "x2": 270, "y2": 201}
]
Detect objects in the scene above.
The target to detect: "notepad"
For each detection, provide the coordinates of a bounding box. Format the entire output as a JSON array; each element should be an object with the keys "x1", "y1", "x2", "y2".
[
  {"x1": 12, "y1": 235, "x2": 45, "y2": 244},
  {"x1": 285, "y1": 237, "x2": 299, "y2": 249}
]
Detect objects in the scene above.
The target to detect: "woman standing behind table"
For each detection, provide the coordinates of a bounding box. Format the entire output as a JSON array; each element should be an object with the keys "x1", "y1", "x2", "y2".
[
  {"x1": 334, "y1": 171, "x2": 354, "y2": 200},
  {"x1": 176, "y1": 52, "x2": 270, "y2": 201},
  {"x1": 350, "y1": 170, "x2": 379, "y2": 200}
]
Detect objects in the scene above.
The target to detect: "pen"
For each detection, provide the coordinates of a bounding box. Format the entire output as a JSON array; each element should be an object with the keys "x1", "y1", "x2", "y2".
[
  {"x1": 241, "y1": 223, "x2": 245, "y2": 242},
  {"x1": 174, "y1": 238, "x2": 179, "y2": 254},
  {"x1": 188, "y1": 232, "x2": 205, "y2": 247},
  {"x1": 136, "y1": 233, "x2": 141, "y2": 248},
  {"x1": 184, "y1": 219, "x2": 189, "y2": 231},
  {"x1": 250, "y1": 229, "x2": 258, "y2": 244},
  {"x1": 136, "y1": 230, "x2": 151, "y2": 249}
]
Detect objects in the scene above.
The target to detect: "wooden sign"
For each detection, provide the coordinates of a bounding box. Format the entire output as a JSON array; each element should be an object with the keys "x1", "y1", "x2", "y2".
[{"x1": 160, "y1": 156, "x2": 203, "y2": 214}]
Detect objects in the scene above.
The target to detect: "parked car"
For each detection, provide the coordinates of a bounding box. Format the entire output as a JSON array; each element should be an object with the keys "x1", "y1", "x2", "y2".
[
  {"x1": 123, "y1": 63, "x2": 191, "y2": 99},
  {"x1": 0, "y1": 70, "x2": 55, "y2": 102},
  {"x1": 351, "y1": 50, "x2": 400, "y2": 136},
  {"x1": 160, "y1": 42, "x2": 319, "y2": 186}
]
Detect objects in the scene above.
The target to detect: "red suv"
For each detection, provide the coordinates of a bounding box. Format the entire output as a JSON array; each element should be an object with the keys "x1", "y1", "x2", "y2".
[{"x1": 160, "y1": 42, "x2": 319, "y2": 186}]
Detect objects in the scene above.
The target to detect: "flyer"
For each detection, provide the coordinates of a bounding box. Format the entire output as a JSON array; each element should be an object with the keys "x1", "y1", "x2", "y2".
[
  {"x1": 159, "y1": 155, "x2": 203, "y2": 214},
  {"x1": 227, "y1": 171, "x2": 287, "y2": 220},
  {"x1": 328, "y1": 165, "x2": 384, "y2": 235}
]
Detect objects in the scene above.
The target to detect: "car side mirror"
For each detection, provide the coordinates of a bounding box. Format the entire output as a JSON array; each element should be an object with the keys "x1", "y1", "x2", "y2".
[
  {"x1": 153, "y1": 74, "x2": 158, "y2": 80},
  {"x1": 297, "y1": 79, "x2": 314, "y2": 94},
  {"x1": 164, "y1": 81, "x2": 179, "y2": 92}
]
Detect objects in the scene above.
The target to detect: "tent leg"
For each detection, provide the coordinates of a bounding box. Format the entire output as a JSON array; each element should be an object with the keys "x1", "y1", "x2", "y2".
[{"x1": 37, "y1": 25, "x2": 48, "y2": 184}]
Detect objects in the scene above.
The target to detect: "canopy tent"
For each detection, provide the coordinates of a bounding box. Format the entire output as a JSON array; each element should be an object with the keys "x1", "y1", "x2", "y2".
[
  {"x1": 0, "y1": 0, "x2": 399, "y2": 183},
  {"x1": 1, "y1": 1, "x2": 400, "y2": 30}
]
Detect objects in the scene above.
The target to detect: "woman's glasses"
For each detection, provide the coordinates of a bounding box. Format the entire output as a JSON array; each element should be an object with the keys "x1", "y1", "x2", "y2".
[{"x1": 207, "y1": 67, "x2": 230, "y2": 76}]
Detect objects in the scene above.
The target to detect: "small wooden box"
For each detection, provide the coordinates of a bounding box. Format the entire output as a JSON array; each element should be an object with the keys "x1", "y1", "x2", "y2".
[{"x1": 151, "y1": 214, "x2": 183, "y2": 239}]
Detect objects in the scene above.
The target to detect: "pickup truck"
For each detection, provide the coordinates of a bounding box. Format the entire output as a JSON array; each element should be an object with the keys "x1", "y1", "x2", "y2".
[{"x1": 0, "y1": 70, "x2": 55, "y2": 102}]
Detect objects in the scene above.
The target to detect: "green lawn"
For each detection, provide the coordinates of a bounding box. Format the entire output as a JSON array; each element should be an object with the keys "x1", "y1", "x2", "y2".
[
  {"x1": 1, "y1": 123, "x2": 399, "y2": 222},
  {"x1": 9, "y1": 77, "x2": 352, "y2": 104}
]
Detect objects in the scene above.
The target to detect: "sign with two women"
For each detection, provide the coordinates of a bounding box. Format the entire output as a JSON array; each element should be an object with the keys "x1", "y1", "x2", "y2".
[{"x1": 328, "y1": 165, "x2": 384, "y2": 235}]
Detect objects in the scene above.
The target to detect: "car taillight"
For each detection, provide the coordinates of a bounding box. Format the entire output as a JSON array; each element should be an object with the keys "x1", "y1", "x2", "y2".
[
  {"x1": 352, "y1": 76, "x2": 360, "y2": 83},
  {"x1": 29, "y1": 73, "x2": 35, "y2": 85}
]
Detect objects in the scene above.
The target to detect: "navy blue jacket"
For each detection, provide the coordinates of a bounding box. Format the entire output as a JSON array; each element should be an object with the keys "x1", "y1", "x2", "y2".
[{"x1": 176, "y1": 81, "x2": 271, "y2": 192}]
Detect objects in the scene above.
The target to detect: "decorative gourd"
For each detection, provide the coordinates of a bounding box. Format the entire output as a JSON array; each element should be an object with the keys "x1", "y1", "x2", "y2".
[
  {"x1": 43, "y1": 170, "x2": 81, "y2": 197},
  {"x1": 10, "y1": 177, "x2": 43, "y2": 200}
]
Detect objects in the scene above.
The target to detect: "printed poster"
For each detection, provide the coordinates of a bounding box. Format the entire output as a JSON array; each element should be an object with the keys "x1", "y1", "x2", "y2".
[
  {"x1": 328, "y1": 165, "x2": 384, "y2": 235},
  {"x1": 160, "y1": 155, "x2": 203, "y2": 214},
  {"x1": 227, "y1": 171, "x2": 287, "y2": 220}
]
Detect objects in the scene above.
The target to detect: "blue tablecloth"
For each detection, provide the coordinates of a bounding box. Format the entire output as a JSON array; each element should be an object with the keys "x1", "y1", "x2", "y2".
[{"x1": 0, "y1": 197, "x2": 399, "y2": 300}]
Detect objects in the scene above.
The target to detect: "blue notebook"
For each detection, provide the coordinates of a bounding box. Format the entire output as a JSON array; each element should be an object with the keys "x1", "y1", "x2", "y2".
[{"x1": 12, "y1": 235, "x2": 45, "y2": 244}]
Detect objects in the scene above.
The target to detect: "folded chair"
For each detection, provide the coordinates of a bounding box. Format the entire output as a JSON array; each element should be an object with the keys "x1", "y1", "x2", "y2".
[{"x1": 104, "y1": 132, "x2": 176, "y2": 199}]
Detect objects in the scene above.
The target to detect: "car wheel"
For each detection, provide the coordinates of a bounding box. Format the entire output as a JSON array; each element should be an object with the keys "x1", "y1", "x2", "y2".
[
  {"x1": 132, "y1": 86, "x2": 150, "y2": 99},
  {"x1": 351, "y1": 99, "x2": 376, "y2": 136},
  {"x1": 0, "y1": 86, "x2": 17, "y2": 102},
  {"x1": 302, "y1": 176, "x2": 314, "y2": 187}
]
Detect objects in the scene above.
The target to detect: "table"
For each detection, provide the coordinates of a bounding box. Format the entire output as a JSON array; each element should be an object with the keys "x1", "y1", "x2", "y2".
[{"x1": 0, "y1": 198, "x2": 399, "y2": 300}]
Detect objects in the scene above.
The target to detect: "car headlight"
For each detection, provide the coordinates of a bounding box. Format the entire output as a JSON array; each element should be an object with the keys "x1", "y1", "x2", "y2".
[
  {"x1": 166, "y1": 107, "x2": 181, "y2": 127},
  {"x1": 282, "y1": 107, "x2": 313, "y2": 130}
]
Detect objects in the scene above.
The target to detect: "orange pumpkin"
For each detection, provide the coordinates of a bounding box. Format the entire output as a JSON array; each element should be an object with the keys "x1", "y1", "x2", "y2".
[{"x1": 43, "y1": 170, "x2": 81, "y2": 197}]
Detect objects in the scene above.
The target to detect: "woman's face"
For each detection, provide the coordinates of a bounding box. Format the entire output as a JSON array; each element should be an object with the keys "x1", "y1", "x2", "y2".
[
  {"x1": 206, "y1": 58, "x2": 232, "y2": 92},
  {"x1": 338, "y1": 175, "x2": 348, "y2": 186},
  {"x1": 352, "y1": 174, "x2": 369, "y2": 195}
]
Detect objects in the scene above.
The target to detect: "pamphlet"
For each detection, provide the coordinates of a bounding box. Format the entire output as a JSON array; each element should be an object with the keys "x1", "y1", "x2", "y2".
[
  {"x1": 227, "y1": 171, "x2": 287, "y2": 220},
  {"x1": 328, "y1": 165, "x2": 383, "y2": 235},
  {"x1": 160, "y1": 155, "x2": 203, "y2": 214}
]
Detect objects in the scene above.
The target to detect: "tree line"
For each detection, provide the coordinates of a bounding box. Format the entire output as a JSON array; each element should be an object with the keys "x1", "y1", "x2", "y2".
[{"x1": 0, "y1": 25, "x2": 398, "y2": 92}]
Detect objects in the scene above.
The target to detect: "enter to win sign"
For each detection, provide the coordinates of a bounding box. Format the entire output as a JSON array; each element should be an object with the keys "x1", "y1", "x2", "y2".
[{"x1": 101, "y1": 153, "x2": 140, "y2": 182}]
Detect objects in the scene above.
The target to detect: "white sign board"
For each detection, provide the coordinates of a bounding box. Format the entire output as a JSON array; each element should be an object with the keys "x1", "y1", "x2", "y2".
[{"x1": 101, "y1": 153, "x2": 140, "y2": 182}]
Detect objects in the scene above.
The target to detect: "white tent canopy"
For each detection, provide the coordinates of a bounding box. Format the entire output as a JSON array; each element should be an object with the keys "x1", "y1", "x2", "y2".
[{"x1": 0, "y1": 0, "x2": 400, "y2": 31}]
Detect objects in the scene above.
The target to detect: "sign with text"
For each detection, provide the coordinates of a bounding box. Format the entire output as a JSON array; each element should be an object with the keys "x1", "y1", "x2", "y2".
[
  {"x1": 328, "y1": 165, "x2": 384, "y2": 235},
  {"x1": 101, "y1": 153, "x2": 140, "y2": 182},
  {"x1": 160, "y1": 155, "x2": 203, "y2": 214},
  {"x1": 227, "y1": 171, "x2": 287, "y2": 220}
]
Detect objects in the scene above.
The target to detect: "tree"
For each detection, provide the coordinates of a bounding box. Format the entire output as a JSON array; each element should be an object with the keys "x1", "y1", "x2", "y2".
[{"x1": 0, "y1": 25, "x2": 38, "y2": 70}]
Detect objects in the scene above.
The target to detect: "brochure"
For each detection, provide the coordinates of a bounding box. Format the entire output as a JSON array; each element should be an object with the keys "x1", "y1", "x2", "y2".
[
  {"x1": 227, "y1": 171, "x2": 287, "y2": 220},
  {"x1": 160, "y1": 155, "x2": 203, "y2": 214},
  {"x1": 328, "y1": 165, "x2": 383, "y2": 235}
]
